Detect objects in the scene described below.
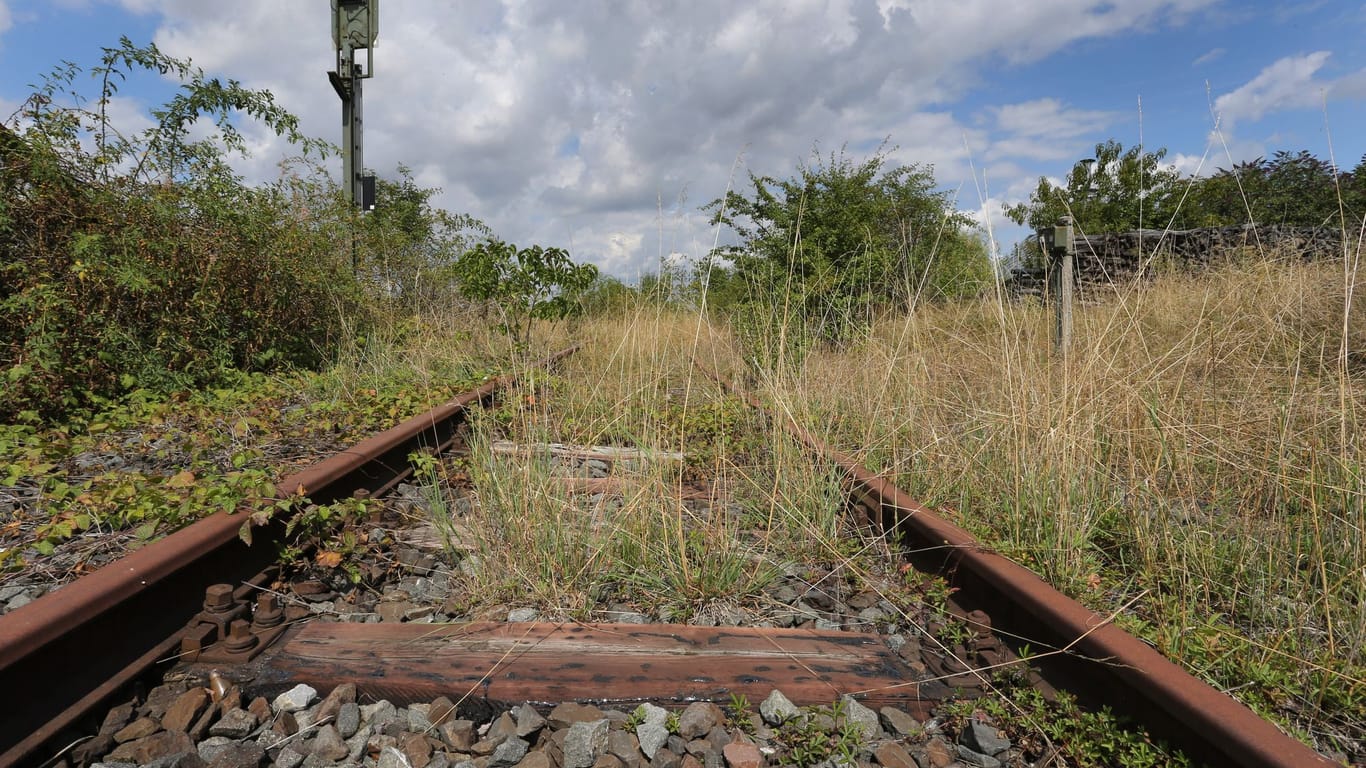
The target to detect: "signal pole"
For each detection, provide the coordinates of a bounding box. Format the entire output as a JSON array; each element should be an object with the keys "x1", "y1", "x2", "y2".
[{"x1": 329, "y1": 1, "x2": 378, "y2": 272}]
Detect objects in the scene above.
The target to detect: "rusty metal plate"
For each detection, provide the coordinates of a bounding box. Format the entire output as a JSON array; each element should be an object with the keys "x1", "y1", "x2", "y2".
[{"x1": 252, "y1": 622, "x2": 949, "y2": 714}]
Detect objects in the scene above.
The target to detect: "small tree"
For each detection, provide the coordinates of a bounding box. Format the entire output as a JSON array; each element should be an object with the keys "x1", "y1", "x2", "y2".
[
  {"x1": 455, "y1": 240, "x2": 598, "y2": 348},
  {"x1": 1005, "y1": 139, "x2": 1185, "y2": 235},
  {"x1": 705, "y1": 145, "x2": 988, "y2": 351}
]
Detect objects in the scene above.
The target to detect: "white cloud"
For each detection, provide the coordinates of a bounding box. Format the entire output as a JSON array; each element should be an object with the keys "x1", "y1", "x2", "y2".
[
  {"x1": 1213, "y1": 51, "x2": 1331, "y2": 130},
  {"x1": 97, "y1": 0, "x2": 1224, "y2": 278},
  {"x1": 981, "y1": 98, "x2": 1117, "y2": 163},
  {"x1": 1192, "y1": 47, "x2": 1224, "y2": 66}
]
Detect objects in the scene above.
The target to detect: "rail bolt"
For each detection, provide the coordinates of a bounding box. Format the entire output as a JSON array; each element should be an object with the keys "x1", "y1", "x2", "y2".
[
  {"x1": 966, "y1": 610, "x2": 992, "y2": 636},
  {"x1": 224, "y1": 619, "x2": 258, "y2": 653},
  {"x1": 203, "y1": 584, "x2": 235, "y2": 614},
  {"x1": 252, "y1": 593, "x2": 284, "y2": 629}
]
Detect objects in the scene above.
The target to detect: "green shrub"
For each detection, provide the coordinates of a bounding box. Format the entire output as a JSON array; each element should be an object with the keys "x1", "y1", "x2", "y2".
[{"x1": 0, "y1": 39, "x2": 363, "y2": 423}]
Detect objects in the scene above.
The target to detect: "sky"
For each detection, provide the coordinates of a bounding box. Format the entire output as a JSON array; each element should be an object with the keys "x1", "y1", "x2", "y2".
[{"x1": 1, "y1": 1, "x2": 1364, "y2": 279}]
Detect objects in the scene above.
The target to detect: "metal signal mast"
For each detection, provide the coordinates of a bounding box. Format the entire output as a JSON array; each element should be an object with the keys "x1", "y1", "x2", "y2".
[{"x1": 329, "y1": 0, "x2": 378, "y2": 212}]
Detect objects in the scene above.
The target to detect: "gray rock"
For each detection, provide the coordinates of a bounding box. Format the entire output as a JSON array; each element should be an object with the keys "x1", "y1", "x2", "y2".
[
  {"x1": 346, "y1": 725, "x2": 372, "y2": 761},
  {"x1": 311, "y1": 724, "x2": 351, "y2": 761},
  {"x1": 877, "y1": 707, "x2": 920, "y2": 738},
  {"x1": 273, "y1": 684, "x2": 319, "y2": 714},
  {"x1": 607, "y1": 729, "x2": 643, "y2": 768},
  {"x1": 377, "y1": 746, "x2": 413, "y2": 768},
  {"x1": 197, "y1": 737, "x2": 237, "y2": 762},
  {"x1": 884, "y1": 635, "x2": 907, "y2": 653},
  {"x1": 814, "y1": 618, "x2": 842, "y2": 631},
  {"x1": 954, "y1": 746, "x2": 1002, "y2": 768},
  {"x1": 759, "y1": 690, "x2": 799, "y2": 725},
  {"x1": 507, "y1": 607, "x2": 539, "y2": 622},
  {"x1": 274, "y1": 748, "x2": 306, "y2": 768},
  {"x1": 254, "y1": 731, "x2": 286, "y2": 752},
  {"x1": 364, "y1": 700, "x2": 399, "y2": 729},
  {"x1": 563, "y1": 719, "x2": 610, "y2": 768},
  {"x1": 636, "y1": 703, "x2": 669, "y2": 727},
  {"x1": 146, "y1": 758, "x2": 207, "y2": 768},
  {"x1": 959, "y1": 722, "x2": 1010, "y2": 757},
  {"x1": 636, "y1": 724, "x2": 670, "y2": 760},
  {"x1": 209, "y1": 708, "x2": 258, "y2": 739},
  {"x1": 840, "y1": 696, "x2": 881, "y2": 740},
  {"x1": 516, "y1": 705, "x2": 548, "y2": 737},
  {"x1": 676, "y1": 702, "x2": 723, "y2": 740},
  {"x1": 206, "y1": 743, "x2": 266, "y2": 768},
  {"x1": 337, "y1": 702, "x2": 361, "y2": 739},
  {"x1": 857, "y1": 607, "x2": 886, "y2": 624},
  {"x1": 603, "y1": 610, "x2": 651, "y2": 624},
  {"x1": 491, "y1": 736, "x2": 531, "y2": 767},
  {"x1": 408, "y1": 703, "x2": 435, "y2": 732}
]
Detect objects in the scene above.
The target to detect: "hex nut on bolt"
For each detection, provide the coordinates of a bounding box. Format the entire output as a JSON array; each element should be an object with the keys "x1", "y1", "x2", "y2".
[
  {"x1": 224, "y1": 619, "x2": 258, "y2": 653},
  {"x1": 252, "y1": 593, "x2": 284, "y2": 629},
  {"x1": 203, "y1": 584, "x2": 235, "y2": 614}
]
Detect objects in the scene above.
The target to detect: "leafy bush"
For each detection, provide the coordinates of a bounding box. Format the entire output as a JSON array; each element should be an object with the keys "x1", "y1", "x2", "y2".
[
  {"x1": 455, "y1": 239, "x2": 599, "y2": 348},
  {"x1": 705, "y1": 144, "x2": 992, "y2": 353},
  {"x1": 0, "y1": 39, "x2": 362, "y2": 424}
]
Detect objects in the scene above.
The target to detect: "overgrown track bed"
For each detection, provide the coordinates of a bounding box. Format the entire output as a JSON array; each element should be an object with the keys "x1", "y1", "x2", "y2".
[{"x1": 0, "y1": 343, "x2": 1339, "y2": 768}]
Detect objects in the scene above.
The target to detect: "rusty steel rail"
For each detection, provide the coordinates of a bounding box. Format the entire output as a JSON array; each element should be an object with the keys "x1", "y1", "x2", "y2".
[
  {"x1": 703, "y1": 365, "x2": 1333, "y2": 768},
  {"x1": 0, "y1": 347, "x2": 577, "y2": 768}
]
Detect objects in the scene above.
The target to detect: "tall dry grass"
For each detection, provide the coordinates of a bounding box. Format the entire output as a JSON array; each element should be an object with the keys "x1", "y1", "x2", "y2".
[
  {"x1": 445, "y1": 304, "x2": 877, "y2": 623},
  {"x1": 765, "y1": 253, "x2": 1365, "y2": 753}
]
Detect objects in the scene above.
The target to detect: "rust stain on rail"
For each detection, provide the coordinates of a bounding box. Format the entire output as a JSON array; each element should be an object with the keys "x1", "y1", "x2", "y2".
[{"x1": 0, "y1": 346, "x2": 578, "y2": 768}]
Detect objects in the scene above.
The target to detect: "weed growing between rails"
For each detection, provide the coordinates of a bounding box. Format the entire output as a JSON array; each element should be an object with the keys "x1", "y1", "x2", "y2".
[
  {"x1": 767, "y1": 255, "x2": 1366, "y2": 758},
  {"x1": 416, "y1": 308, "x2": 887, "y2": 622}
]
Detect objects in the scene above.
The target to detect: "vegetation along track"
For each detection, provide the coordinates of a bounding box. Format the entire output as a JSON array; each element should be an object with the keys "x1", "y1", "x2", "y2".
[{"x1": 0, "y1": 343, "x2": 1335, "y2": 768}]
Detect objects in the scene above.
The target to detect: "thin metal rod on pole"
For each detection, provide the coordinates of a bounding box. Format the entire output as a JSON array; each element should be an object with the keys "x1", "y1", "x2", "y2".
[{"x1": 1052, "y1": 215, "x2": 1074, "y2": 356}]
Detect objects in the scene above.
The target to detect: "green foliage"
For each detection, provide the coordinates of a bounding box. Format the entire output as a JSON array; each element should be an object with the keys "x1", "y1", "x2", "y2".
[
  {"x1": 0, "y1": 39, "x2": 361, "y2": 424},
  {"x1": 1, "y1": 358, "x2": 493, "y2": 562},
  {"x1": 575, "y1": 275, "x2": 640, "y2": 316},
  {"x1": 707, "y1": 145, "x2": 990, "y2": 353},
  {"x1": 358, "y1": 166, "x2": 492, "y2": 306},
  {"x1": 774, "y1": 699, "x2": 867, "y2": 768},
  {"x1": 1185, "y1": 150, "x2": 1354, "y2": 229},
  {"x1": 455, "y1": 239, "x2": 599, "y2": 347},
  {"x1": 1005, "y1": 139, "x2": 1185, "y2": 235},
  {"x1": 944, "y1": 687, "x2": 1191, "y2": 768},
  {"x1": 726, "y1": 693, "x2": 753, "y2": 732}
]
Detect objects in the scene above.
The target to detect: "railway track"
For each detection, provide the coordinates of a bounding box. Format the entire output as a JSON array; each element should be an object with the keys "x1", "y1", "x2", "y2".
[{"x1": 0, "y1": 345, "x2": 1335, "y2": 768}]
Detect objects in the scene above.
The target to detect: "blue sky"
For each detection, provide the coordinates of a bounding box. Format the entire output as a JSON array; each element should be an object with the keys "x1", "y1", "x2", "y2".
[{"x1": 1, "y1": 1, "x2": 1363, "y2": 278}]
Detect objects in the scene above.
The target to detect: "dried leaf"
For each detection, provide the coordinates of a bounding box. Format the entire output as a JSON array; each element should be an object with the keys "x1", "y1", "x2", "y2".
[
  {"x1": 315, "y1": 550, "x2": 343, "y2": 568},
  {"x1": 165, "y1": 470, "x2": 196, "y2": 488}
]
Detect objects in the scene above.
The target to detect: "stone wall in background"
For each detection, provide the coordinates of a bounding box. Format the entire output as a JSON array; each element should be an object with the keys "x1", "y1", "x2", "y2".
[{"x1": 1004, "y1": 225, "x2": 1345, "y2": 300}]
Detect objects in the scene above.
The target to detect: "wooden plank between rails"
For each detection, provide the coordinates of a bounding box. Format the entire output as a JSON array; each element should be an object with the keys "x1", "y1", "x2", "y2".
[
  {"x1": 490, "y1": 441, "x2": 686, "y2": 462},
  {"x1": 252, "y1": 622, "x2": 948, "y2": 714}
]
